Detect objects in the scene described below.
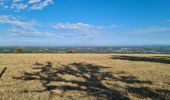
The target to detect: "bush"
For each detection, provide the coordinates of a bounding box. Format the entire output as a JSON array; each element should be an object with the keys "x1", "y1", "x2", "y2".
[
  {"x1": 13, "y1": 48, "x2": 24, "y2": 53},
  {"x1": 66, "y1": 50, "x2": 75, "y2": 53}
]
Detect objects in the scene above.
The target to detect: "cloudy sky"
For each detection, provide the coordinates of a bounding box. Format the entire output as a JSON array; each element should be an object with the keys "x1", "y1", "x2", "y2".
[{"x1": 0, "y1": 0, "x2": 170, "y2": 46}]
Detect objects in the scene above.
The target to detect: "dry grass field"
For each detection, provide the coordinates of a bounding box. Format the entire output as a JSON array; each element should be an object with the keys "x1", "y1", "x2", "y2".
[{"x1": 0, "y1": 54, "x2": 170, "y2": 100}]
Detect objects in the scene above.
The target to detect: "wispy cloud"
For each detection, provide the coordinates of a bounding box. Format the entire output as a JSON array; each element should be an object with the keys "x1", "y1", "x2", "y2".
[
  {"x1": 53, "y1": 23, "x2": 94, "y2": 38},
  {"x1": 133, "y1": 26, "x2": 170, "y2": 34},
  {"x1": 55, "y1": 32, "x2": 100, "y2": 40},
  {"x1": 53, "y1": 23, "x2": 117, "y2": 30},
  {"x1": 0, "y1": 15, "x2": 117, "y2": 40},
  {"x1": 111, "y1": 24, "x2": 118, "y2": 28},
  {"x1": 12, "y1": 0, "x2": 24, "y2": 3},
  {"x1": 166, "y1": 19, "x2": 170, "y2": 22},
  {"x1": 10, "y1": 3, "x2": 28, "y2": 11},
  {"x1": 53, "y1": 23, "x2": 94, "y2": 30},
  {"x1": 0, "y1": 0, "x2": 54, "y2": 11},
  {"x1": 30, "y1": 0, "x2": 53, "y2": 10},
  {"x1": 9, "y1": 28, "x2": 55, "y2": 38},
  {"x1": 52, "y1": 22, "x2": 116, "y2": 40},
  {"x1": 28, "y1": 0, "x2": 41, "y2": 4},
  {"x1": 0, "y1": 15, "x2": 35, "y2": 29},
  {"x1": 0, "y1": 15, "x2": 55, "y2": 38}
]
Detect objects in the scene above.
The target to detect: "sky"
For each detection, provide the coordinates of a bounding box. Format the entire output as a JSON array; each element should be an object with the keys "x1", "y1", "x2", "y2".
[{"x1": 0, "y1": 0, "x2": 170, "y2": 47}]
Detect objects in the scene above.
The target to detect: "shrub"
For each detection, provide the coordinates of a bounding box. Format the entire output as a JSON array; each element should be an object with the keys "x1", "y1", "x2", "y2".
[
  {"x1": 13, "y1": 48, "x2": 24, "y2": 53},
  {"x1": 66, "y1": 50, "x2": 75, "y2": 53}
]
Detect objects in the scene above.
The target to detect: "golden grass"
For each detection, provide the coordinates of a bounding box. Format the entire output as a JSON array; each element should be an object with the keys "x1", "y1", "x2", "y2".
[{"x1": 0, "y1": 54, "x2": 170, "y2": 100}]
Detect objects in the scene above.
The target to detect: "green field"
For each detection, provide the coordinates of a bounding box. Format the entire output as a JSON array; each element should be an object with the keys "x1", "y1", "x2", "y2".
[{"x1": 0, "y1": 54, "x2": 170, "y2": 100}]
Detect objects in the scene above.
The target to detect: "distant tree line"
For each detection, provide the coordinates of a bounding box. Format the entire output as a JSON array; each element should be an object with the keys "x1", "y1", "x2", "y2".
[
  {"x1": 0, "y1": 47, "x2": 170, "y2": 54},
  {"x1": 0, "y1": 48, "x2": 77, "y2": 53}
]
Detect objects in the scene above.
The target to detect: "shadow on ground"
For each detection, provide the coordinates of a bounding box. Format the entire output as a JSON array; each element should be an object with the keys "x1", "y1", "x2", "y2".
[
  {"x1": 127, "y1": 86, "x2": 170, "y2": 100},
  {"x1": 13, "y1": 62, "x2": 170, "y2": 100},
  {"x1": 112, "y1": 55, "x2": 170, "y2": 64}
]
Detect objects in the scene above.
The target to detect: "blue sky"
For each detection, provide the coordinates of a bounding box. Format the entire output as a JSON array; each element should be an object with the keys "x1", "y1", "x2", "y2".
[{"x1": 0, "y1": 0, "x2": 170, "y2": 46}]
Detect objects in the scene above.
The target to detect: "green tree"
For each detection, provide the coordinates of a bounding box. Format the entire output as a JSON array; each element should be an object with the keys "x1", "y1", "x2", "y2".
[
  {"x1": 66, "y1": 50, "x2": 75, "y2": 53},
  {"x1": 14, "y1": 48, "x2": 24, "y2": 53}
]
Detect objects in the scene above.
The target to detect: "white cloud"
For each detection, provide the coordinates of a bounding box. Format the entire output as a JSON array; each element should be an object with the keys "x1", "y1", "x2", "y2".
[
  {"x1": 53, "y1": 22, "x2": 116, "y2": 30},
  {"x1": 0, "y1": 15, "x2": 56, "y2": 38},
  {"x1": 12, "y1": 0, "x2": 23, "y2": 3},
  {"x1": 0, "y1": 15, "x2": 117, "y2": 40},
  {"x1": 9, "y1": 28, "x2": 55, "y2": 38},
  {"x1": 10, "y1": 3, "x2": 28, "y2": 11},
  {"x1": 52, "y1": 22, "x2": 118, "y2": 39},
  {"x1": 166, "y1": 19, "x2": 170, "y2": 22},
  {"x1": 3, "y1": 5, "x2": 9, "y2": 8},
  {"x1": 52, "y1": 22, "x2": 117, "y2": 40},
  {"x1": 29, "y1": 0, "x2": 41, "y2": 4},
  {"x1": 133, "y1": 26, "x2": 170, "y2": 34},
  {"x1": 0, "y1": 2, "x2": 4, "y2": 5},
  {"x1": 0, "y1": 0, "x2": 53, "y2": 11},
  {"x1": 111, "y1": 24, "x2": 118, "y2": 28},
  {"x1": 30, "y1": 0, "x2": 53, "y2": 10},
  {"x1": 0, "y1": 15, "x2": 101, "y2": 40},
  {"x1": 0, "y1": 15, "x2": 35, "y2": 29},
  {"x1": 53, "y1": 23, "x2": 100, "y2": 37},
  {"x1": 56, "y1": 33, "x2": 77, "y2": 39},
  {"x1": 55, "y1": 31, "x2": 99, "y2": 40},
  {"x1": 0, "y1": 1, "x2": 9, "y2": 9},
  {"x1": 53, "y1": 23, "x2": 92, "y2": 30}
]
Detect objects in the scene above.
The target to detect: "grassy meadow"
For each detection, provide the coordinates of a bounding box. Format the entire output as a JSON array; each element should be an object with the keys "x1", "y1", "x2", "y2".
[{"x1": 0, "y1": 54, "x2": 170, "y2": 100}]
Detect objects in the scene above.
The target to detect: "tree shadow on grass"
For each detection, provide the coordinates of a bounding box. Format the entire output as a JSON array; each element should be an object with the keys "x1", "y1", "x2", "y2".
[
  {"x1": 14, "y1": 62, "x2": 129, "y2": 100},
  {"x1": 112, "y1": 76, "x2": 152, "y2": 84},
  {"x1": 0, "y1": 67, "x2": 7, "y2": 78},
  {"x1": 13, "y1": 62, "x2": 169, "y2": 100},
  {"x1": 127, "y1": 86, "x2": 170, "y2": 100},
  {"x1": 112, "y1": 55, "x2": 170, "y2": 64},
  {"x1": 151, "y1": 56, "x2": 170, "y2": 59}
]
